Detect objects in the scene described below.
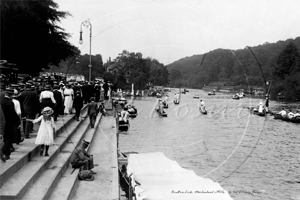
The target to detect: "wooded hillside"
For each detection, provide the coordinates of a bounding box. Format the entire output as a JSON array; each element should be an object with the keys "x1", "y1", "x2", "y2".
[{"x1": 167, "y1": 37, "x2": 300, "y2": 101}]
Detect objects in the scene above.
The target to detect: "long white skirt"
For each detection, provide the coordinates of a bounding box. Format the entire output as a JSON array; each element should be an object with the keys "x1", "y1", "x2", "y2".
[
  {"x1": 64, "y1": 96, "x2": 73, "y2": 114},
  {"x1": 35, "y1": 119, "x2": 54, "y2": 145}
]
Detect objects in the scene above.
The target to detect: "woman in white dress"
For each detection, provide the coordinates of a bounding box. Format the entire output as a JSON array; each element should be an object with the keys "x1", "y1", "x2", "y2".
[
  {"x1": 28, "y1": 107, "x2": 56, "y2": 156},
  {"x1": 63, "y1": 84, "x2": 74, "y2": 114}
]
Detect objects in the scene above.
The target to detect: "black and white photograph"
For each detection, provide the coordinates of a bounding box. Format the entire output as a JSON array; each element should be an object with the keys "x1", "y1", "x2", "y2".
[{"x1": 0, "y1": 0, "x2": 300, "y2": 199}]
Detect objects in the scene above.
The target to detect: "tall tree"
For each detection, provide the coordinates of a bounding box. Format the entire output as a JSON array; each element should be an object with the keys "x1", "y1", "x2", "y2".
[
  {"x1": 0, "y1": 0, "x2": 79, "y2": 76},
  {"x1": 272, "y1": 42, "x2": 300, "y2": 101},
  {"x1": 273, "y1": 42, "x2": 300, "y2": 79}
]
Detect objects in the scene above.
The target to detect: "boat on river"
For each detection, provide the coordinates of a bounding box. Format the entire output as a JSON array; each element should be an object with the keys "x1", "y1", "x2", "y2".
[
  {"x1": 121, "y1": 152, "x2": 233, "y2": 200},
  {"x1": 127, "y1": 107, "x2": 138, "y2": 118},
  {"x1": 208, "y1": 91, "x2": 216, "y2": 95},
  {"x1": 232, "y1": 94, "x2": 240, "y2": 100},
  {"x1": 193, "y1": 94, "x2": 200, "y2": 99},
  {"x1": 156, "y1": 93, "x2": 162, "y2": 98},
  {"x1": 156, "y1": 109, "x2": 167, "y2": 117},
  {"x1": 251, "y1": 108, "x2": 266, "y2": 116},
  {"x1": 274, "y1": 113, "x2": 300, "y2": 123},
  {"x1": 113, "y1": 97, "x2": 128, "y2": 105},
  {"x1": 162, "y1": 101, "x2": 168, "y2": 108},
  {"x1": 200, "y1": 108, "x2": 207, "y2": 114},
  {"x1": 118, "y1": 120, "x2": 130, "y2": 131}
]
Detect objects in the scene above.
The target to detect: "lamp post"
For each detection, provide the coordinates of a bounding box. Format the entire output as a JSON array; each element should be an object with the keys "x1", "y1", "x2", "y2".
[{"x1": 79, "y1": 19, "x2": 92, "y2": 82}]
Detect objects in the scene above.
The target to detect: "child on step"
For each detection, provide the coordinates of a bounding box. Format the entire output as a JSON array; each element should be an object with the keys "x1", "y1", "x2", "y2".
[{"x1": 27, "y1": 107, "x2": 56, "y2": 156}]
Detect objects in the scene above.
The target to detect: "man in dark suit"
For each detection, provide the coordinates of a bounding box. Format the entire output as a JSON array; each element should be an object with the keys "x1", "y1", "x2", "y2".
[
  {"x1": 53, "y1": 85, "x2": 63, "y2": 121},
  {"x1": 87, "y1": 97, "x2": 98, "y2": 128},
  {"x1": 19, "y1": 83, "x2": 39, "y2": 138},
  {"x1": 1, "y1": 88, "x2": 21, "y2": 160},
  {"x1": 102, "y1": 81, "x2": 109, "y2": 100}
]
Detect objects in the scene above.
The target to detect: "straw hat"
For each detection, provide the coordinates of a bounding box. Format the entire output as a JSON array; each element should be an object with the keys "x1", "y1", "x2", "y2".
[
  {"x1": 41, "y1": 107, "x2": 54, "y2": 115},
  {"x1": 82, "y1": 140, "x2": 90, "y2": 147}
]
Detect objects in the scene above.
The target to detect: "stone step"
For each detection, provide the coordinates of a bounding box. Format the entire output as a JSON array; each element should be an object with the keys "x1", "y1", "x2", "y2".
[
  {"x1": 0, "y1": 110, "x2": 88, "y2": 200},
  {"x1": 48, "y1": 114, "x2": 103, "y2": 200},
  {"x1": 0, "y1": 105, "x2": 88, "y2": 188},
  {"x1": 22, "y1": 114, "x2": 101, "y2": 200},
  {"x1": 70, "y1": 116, "x2": 118, "y2": 200}
]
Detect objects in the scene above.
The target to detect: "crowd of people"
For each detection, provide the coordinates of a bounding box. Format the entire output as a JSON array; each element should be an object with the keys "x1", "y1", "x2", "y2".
[{"x1": 0, "y1": 79, "x2": 112, "y2": 163}]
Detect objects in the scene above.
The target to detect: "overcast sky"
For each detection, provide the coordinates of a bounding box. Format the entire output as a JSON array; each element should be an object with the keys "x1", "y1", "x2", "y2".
[{"x1": 57, "y1": 0, "x2": 300, "y2": 65}]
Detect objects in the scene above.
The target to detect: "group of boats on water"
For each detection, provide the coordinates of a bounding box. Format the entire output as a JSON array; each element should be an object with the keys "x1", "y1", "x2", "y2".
[
  {"x1": 192, "y1": 89, "x2": 300, "y2": 123},
  {"x1": 115, "y1": 86, "x2": 298, "y2": 200}
]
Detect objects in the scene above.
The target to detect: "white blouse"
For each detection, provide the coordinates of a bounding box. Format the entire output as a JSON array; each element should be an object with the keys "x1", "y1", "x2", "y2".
[{"x1": 40, "y1": 91, "x2": 56, "y2": 104}]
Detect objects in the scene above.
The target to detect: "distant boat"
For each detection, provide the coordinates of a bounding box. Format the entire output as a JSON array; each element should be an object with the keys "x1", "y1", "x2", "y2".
[
  {"x1": 274, "y1": 114, "x2": 300, "y2": 123},
  {"x1": 163, "y1": 88, "x2": 171, "y2": 92},
  {"x1": 250, "y1": 108, "x2": 266, "y2": 116},
  {"x1": 208, "y1": 91, "x2": 216, "y2": 95},
  {"x1": 156, "y1": 109, "x2": 168, "y2": 117},
  {"x1": 232, "y1": 94, "x2": 240, "y2": 100},
  {"x1": 199, "y1": 108, "x2": 207, "y2": 114},
  {"x1": 162, "y1": 101, "x2": 168, "y2": 108},
  {"x1": 118, "y1": 120, "x2": 130, "y2": 131},
  {"x1": 156, "y1": 93, "x2": 162, "y2": 98},
  {"x1": 128, "y1": 107, "x2": 138, "y2": 118}
]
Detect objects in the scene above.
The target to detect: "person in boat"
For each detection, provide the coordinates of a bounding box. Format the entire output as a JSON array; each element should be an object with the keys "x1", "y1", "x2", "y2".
[
  {"x1": 127, "y1": 105, "x2": 137, "y2": 113},
  {"x1": 258, "y1": 100, "x2": 264, "y2": 113},
  {"x1": 294, "y1": 110, "x2": 300, "y2": 117},
  {"x1": 120, "y1": 106, "x2": 129, "y2": 123},
  {"x1": 157, "y1": 99, "x2": 164, "y2": 114},
  {"x1": 173, "y1": 93, "x2": 178, "y2": 103},
  {"x1": 287, "y1": 109, "x2": 295, "y2": 119},
  {"x1": 278, "y1": 108, "x2": 287, "y2": 117},
  {"x1": 265, "y1": 97, "x2": 269, "y2": 113},
  {"x1": 164, "y1": 95, "x2": 169, "y2": 106},
  {"x1": 200, "y1": 100, "x2": 205, "y2": 112}
]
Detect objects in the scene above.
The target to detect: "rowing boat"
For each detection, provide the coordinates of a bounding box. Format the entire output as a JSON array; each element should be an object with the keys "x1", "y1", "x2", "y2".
[{"x1": 274, "y1": 113, "x2": 300, "y2": 123}]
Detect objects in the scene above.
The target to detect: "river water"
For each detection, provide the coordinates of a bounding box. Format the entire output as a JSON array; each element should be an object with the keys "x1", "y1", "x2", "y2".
[{"x1": 118, "y1": 89, "x2": 300, "y2": 200}]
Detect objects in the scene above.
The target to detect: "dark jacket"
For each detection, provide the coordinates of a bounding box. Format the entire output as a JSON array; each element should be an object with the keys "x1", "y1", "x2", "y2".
[
  {"x1": 20, "y1": 90, "x2": 39, "y2": 115},
  {"x1": 87, "y1": 102, "x2": 98, "y2": 116},
  {"x1": 74, "y1": 94, "x2": 83, "y2": 110},
  {"x1": 0, "y1": 96, "x2": 20, "y2": 136},
  {"x1": 0, "y1": 105, "x2": 5, "y2": 137},
  {"x1": 53, "y1": 90, "x2": 63, "y2": 108}
]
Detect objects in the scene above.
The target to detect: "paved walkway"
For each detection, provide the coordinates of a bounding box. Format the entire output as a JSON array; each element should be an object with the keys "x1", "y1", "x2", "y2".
[{"x1": 72, "y1": 115, "x2": 118, "y2": 200}]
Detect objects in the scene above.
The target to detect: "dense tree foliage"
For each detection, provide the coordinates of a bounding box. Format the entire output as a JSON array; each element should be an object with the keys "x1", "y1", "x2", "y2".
[
  {"x1": 167, "y1": 37, "x2": 300, "y2": 101},
  {"x1": 107, "y1": 50, "x2": 169, "y2": 90},
  {"x1": 272, "y1": 42, "x2": 300, "y2": 101},
  {"x1": 48, "y1": 54, "x2": 104, "y2": 81},
  {"x1": 0, "y1": 0, "x2": 79, "y2": 76}
]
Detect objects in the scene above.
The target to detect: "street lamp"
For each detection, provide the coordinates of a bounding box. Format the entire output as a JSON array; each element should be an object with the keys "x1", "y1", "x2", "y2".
[{"x1": 79, "y1": 19, "x2": 92, "y2": 82}]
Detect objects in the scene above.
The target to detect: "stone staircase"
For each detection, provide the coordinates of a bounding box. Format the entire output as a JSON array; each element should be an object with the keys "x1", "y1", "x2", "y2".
[{"x1": 0, "y1": 103, "x2": 109, "y2": 200}]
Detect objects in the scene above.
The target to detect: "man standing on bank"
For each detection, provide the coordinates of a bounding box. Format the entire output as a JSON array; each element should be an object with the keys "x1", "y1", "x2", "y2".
[
  {"x1": 70, "y1": 140, "x2": 96, "y2": 173},
  {"x1": 102, "y1": 81, "x2": 109, "y2": 100},
  {"x1": 87, "y1": 97, "x2": 98, "y2": 128}
]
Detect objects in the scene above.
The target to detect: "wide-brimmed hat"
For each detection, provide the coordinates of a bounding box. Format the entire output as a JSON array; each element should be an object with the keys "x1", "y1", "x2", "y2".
[
  {"x1": 44, "y1": 84, "x2": 51, "y2": 90},
  {"x1": 25, "y1": 83, "x2": 32, "y2": 88},
  {"x1": 53, "y1": 84, "x2": 59, "y2": 89},
  {"x1": 41, "y1": 107, "x2": 54, "y2": 115},
  {"x1": 83, "y1": 140, "x2": 90, "y2": 146},
  {"x1": 10, "y1": 84, "x2": 19, "y2": 89}
]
